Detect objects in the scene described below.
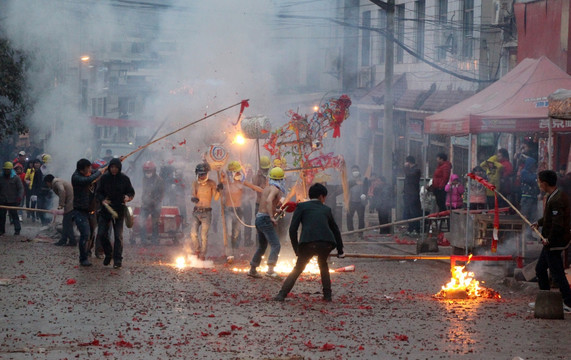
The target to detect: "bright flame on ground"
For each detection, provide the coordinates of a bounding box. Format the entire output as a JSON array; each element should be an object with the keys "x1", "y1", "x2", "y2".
[
  {"x1": 435, "y1": 257, "x2": 501, "y2": 299},
  {"x1": 173, "y1": 255, "x2": 214, "y2": 270},
  {"x1": 232, "y1": 257, "x2": 333, "y2": 275}
]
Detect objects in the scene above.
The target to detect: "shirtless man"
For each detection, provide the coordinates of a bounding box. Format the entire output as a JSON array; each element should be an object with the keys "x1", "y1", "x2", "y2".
[
  {"x1": 248, "y1": 167, "x2": 286, "y2": 278},
  {"x1": 190, "y1": 162, "x2": 222, "y2": 260},
  {"x1": 221, "y1": 161, "x2": 262, "y2": 263}
]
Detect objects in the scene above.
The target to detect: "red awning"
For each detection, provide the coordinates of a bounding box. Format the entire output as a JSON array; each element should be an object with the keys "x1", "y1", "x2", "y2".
[
  {"x1": 424, "y1": 57, "x2": 571, "y2": 135},
  {"x1": 89, "y1": 117, "x2": 153, "y2": 128}
]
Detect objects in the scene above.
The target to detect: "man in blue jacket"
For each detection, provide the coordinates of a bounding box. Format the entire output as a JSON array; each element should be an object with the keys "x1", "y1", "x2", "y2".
[
  {"x1": 71, "y1": 159, "x2": 105, "y2": 266},
  {"x1": 273, "y1": 183, "x2": 344, "y2": 302}
]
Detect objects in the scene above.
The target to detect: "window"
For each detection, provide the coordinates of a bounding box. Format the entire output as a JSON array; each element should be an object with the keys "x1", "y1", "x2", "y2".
[
  {"x1": 378, "y1": 9, "x2": 386, "y2": 64},
  {"x1": 414, "y1": 0, "x2": 425, "y2": 61},
  {"x1": 462, "y1": 0, "x2": 474, "y2": 59},
  {"x1": 437, "y1": 0, "x2": 448, "y2": 61},
  {"x1": 395, "y1": 4, "x2": 405, "y2": 64},
  {"x1": 361, "y1": 10, "x2": 371, "y2": 67}
]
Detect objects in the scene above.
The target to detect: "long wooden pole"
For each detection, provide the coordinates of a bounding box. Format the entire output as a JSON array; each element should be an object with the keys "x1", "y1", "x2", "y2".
[
  {"x1": 493, "y1": 188, "x2": 547, "y2": 242},
  {"x1": 120, "y1": 100, "x2": 248, "y2": 162},
  {"x1": 0, "y1": 205, "x2": 60, "y2": 214}
]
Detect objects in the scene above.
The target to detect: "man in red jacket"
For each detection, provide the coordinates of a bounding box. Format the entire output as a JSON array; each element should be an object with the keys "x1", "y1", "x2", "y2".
[{"x1": 432, "y1": 153, "x2": 451, "y2": 212}]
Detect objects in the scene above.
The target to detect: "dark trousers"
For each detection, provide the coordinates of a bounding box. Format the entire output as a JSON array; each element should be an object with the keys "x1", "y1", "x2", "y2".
[
  {"x1": 536, "y1": 246, "x2": 571, "y2": 305},
  {"x1": 37, "y1": 195, "x2": 51, "y2": 225},
  {"x1": 87, "y1": 212, "x2": 100, "y2": 254},
  {"x1": 279, "y1": 242, "x2": 335, "y2": 296},
  {"x1": 140, "y1": 206, "x2": 160, "y2": 243},
  {"x1": 60, "y1": 211, "x2": 76, "y2": 244},
  {"x1": 0, "y1": 202, "x2": 21, "y2": 234},
  {"x1": 97, "y1": 215, "x2": 125, "y2": 265},
  {"x1": 72, "y1": 210, "x2": 91, "y2": 263},
  {"x1": 433, "y1": 188, "x2": 447, "y2": 212},
  {"x1": 403, "y1": 195, "x2": 421, "y2": 232},
  {"x1": 377, "y1": 210, "x2": 390, "y2": 234},
  {"x1": 346, "y1": 202, "x2": 365, "y2": 231}
]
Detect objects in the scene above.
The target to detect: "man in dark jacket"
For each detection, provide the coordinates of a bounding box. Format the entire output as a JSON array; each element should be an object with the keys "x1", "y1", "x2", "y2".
[
  {"x1": 0, "y1": 162, "x2": 24, "y2": 236},
  {"x1": 71, "y1": 158, "x2": 105, "y2": 266},
  {"x1": 347, "y1": 165, "x2": 368, "y2": 233},
  {"x1": 403, "y1": 156, "x2": 422, "y2": 234},
  {"x1": 95, "y1": 158, "x2": 135, "y2": 268},
  {"x1": 273, "y1": 183, "x2": 344, "y2": 302},
  {"x1": 532, "y1": 170, "x2": 571, "y2": 311}
]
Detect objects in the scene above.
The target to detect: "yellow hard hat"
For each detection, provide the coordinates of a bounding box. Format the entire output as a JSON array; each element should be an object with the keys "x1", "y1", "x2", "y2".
[
  {"x1": 227, "y1": 160, "x2": 241, "y2": 172},
  {"x1": 260, "y1": 156, "x2": 271, "y2": 169},
  {"x1": 269, "y1": 167, "x2": 285, "y2": 180},
  {"x1": 3, "y1": 161, "x2": 13, "y2": 170},
  {"x1": 42, "y1": 154, "x2": 52, "y2": 164}
]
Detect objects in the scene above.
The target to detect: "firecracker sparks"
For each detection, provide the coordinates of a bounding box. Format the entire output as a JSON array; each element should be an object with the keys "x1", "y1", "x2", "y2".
[{"x1": 232, "y1": 257, "x2": 333, "y2": 275}]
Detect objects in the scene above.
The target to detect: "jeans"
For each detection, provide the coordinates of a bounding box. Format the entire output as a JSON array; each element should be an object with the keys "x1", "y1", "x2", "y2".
[
  {"x1": 72, "y1": 210, "x2": 91, "y2": 263},
  {"x1": 346, "y1": 202, "x2": 365, "y2": 231},
  {"x1": 61, "y1": 211, "x2": 76, "y2": 244},
  {"x1": 242, "y1": 201, "x2": 253, "y2": 246},
  {"x1": 279, "y1": 242, "x2": 334, "y2": 295},
  {"x1": 224, "y1": 207, "x2": 242, "y2": 256},
  {"x1": 536, "y1": 246, "x2": 571, "y2": 306},
  {"x1": 190, "y1": 210, "x2": 212, "y2": 258},
  {"x1": 140, "y1": 206, "x2": 161, "y2": 243},
  {"x1": 97, "y1": 214, "x2": 125, "y2": 265},
  {"x1": 251, "y1": 214, "x2": 281, "y2": 267},
  {"x1": 520, "y1": 196, "x2": 537, "y2": 240},
  {"x1": 0, "y1": 202, "x2": 20, "y2": 234}
]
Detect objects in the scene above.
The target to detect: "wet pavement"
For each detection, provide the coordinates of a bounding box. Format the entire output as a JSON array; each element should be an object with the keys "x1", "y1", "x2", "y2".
[{"x1": 0, "y1": 222, "x2": 570, "y2": 360}]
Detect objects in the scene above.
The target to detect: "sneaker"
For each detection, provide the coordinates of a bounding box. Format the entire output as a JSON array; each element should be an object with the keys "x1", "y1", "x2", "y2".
[
  {"x1": 113, "y1": 263, "x2": 122, "y2": 269},
  {"x1": 528, "y1": 302, "x2": 535, "y2": 309},
  {"x1": 54, "y1": 241, "x2": 66, "y2": 246},
  {"x1": 14, "y1": 230, "x2": 20, "y2": 236},
  {"x1": 273, "y1": 294, "x2": 285, "y2": 302},
  {"x1": 564, "y1": 304, "x2": 571, "y2": 313},
  {"x1": 18, "y1": 215, "x2": 22, "y2": 222},
  {"x1": 323, "y1": 295, "x2": 332, "y2": 302},
  {"x1": 247, "y1": 269, "x2": 262, "y2": 278},
  {"x1": 80, "y1": 260, "x2": 92, "y2": 267},
  {"x1": 226, "y1": 256, "x2": 234, "y2": 264},
  {"x1": 103, "y1": 256, "x2": 112, "y2": 266},
  {"x1": 265, "y1": 271, "x2": 280, "y2": 279}
]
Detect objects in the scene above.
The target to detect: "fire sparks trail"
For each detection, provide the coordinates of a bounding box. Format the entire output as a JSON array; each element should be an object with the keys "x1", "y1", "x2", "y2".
[
  {"x1": 435, "y1": 256, "x2": 501, "y2": 300},
  {"x1": 232, "y1": 257, "x2": 333, "y2": 275}
]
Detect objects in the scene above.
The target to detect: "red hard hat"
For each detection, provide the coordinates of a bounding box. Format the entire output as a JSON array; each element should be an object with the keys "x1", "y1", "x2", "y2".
[{"x1": 143, "y1": 161, "x2": 156, "y2": 171}]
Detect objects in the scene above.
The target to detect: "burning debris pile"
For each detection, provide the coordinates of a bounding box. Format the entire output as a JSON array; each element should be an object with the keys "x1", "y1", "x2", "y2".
[{"x1": 434, "y1": 262, "x2": 501, "y2": 300}]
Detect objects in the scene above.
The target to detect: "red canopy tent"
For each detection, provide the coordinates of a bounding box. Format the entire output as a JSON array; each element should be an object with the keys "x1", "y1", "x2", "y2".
[{"x1": 424, "y1": 57, "x2": 571, "y2": 135}]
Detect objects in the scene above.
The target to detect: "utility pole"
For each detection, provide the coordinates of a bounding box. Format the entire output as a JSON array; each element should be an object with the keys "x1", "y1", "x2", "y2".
[
  {"x1": 383, "y1": 0, "x2": 394, "y2": 185},
  {"x1": 370, "y1": 0, "x2": 395, "y2": 184}
]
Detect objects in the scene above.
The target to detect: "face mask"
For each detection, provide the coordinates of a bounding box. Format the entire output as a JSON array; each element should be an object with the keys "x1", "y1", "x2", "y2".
[
  {"x1": 352, "y1": 171, "x2": 360, "y2": 178},
  {"x1": 234, "y1": 173, "x2": 242, "y2": 181},
  {"x1": 197, "y1": 174, "x2": 208, "y2": 184},
  {"x1": 145, "y1": 172, "x2": 153, "y2": 178}
]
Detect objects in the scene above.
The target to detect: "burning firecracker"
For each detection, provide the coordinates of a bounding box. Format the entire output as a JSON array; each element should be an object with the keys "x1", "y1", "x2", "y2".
[{"x1": 434, "y1": 261, "x2": 501, "y2": 300}]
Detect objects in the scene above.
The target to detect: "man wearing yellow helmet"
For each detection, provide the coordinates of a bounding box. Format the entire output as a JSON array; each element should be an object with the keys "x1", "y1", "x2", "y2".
[
  {"x1": 0, "y1": 162, "x2": 24, "y2": 236},
  {"x1": 253, "y1": 156, "x2": 271, "y2": 211},
  {"x1": 220, "y1": 161, "x2": 263, "y2": 263},
  {"x1": 248, "y1": 167, "x2": 286, "y2": 278}
]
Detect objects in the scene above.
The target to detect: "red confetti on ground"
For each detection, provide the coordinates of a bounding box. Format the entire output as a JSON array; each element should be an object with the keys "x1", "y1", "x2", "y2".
[
  {"x1": 218, "y1": 331, "x2": 231, "y2": 337},
  {"x1": 115, "y1": 340, "x2": 134, "y2": 348},
  {"x1": 66, "y1": 279, "x2": 76, "y2": 285},
  {"x1": 78, "y1": 339, "x2": 101, "y2": 346},
  {"x1": 231, "y1": 325, "x2": 242, "y2": 331},
  {"x1": 304, "y1": 340, "x2": 316, "y2": 348},
  {"x1": 321, "y1": 343, "x2": 336, "y2": 351},
  {"x1": 17, "y1": 274, "x2": 26, "y2": 279},
  {"x1": 394, "y1": 334, "x2": 409, "y2": 341},
  {"x1": 179, "y1": 139, "x2": 186, "y2": 145},
  {"x1": 358, "y1": 345, "x2": 365, "y2": 350},
  {"x1": 212, "y1": 292, "x2": 221, "y2": 296},
  {"x1": 36, "y1": 333, "x2": 60, "y2": 337}
]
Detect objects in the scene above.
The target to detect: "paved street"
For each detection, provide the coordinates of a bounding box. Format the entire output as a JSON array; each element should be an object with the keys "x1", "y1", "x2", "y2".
[{"x1": 0, "y1": 223, "x2": 570, "y2": 360}]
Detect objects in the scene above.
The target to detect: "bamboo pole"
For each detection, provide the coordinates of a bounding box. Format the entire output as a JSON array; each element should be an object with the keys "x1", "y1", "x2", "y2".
[
  {"x1": 493, "y1": 188, "x2": 547, "y2": 243},
  {"x1": 329, "y1": 253, "x2": 451, "y2": 261},
  {"x1": 0, "y1": 205, "x2": 61, "y2": 214},
  {"x1": 341, "y1": 214, "x2": 442, "y2": 236}
]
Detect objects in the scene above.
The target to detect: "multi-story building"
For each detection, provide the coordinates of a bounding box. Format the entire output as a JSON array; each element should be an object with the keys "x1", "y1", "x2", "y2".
[{"x1": 340, "y1": 0, "x2": 516, "y2": 177}]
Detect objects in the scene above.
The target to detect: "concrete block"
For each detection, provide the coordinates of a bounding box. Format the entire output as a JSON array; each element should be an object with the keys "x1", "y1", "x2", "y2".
[{"x1": 534, "y1": 290, "x2": 564, "y2": 319}]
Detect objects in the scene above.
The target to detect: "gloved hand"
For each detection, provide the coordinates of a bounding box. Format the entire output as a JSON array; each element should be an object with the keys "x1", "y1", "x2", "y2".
[
  {"x1": 360, "y1": 194, "x2": 367, "y2": 201},
  {"x1": 216, "y1": 183, "x2": 224, "y2": 191},
  {"x1": 337, "y1": 251, "x2": 345, "y2": 259},
  {"x1": 191, "y1": 197, "x2": 199, "y2": 203}
]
